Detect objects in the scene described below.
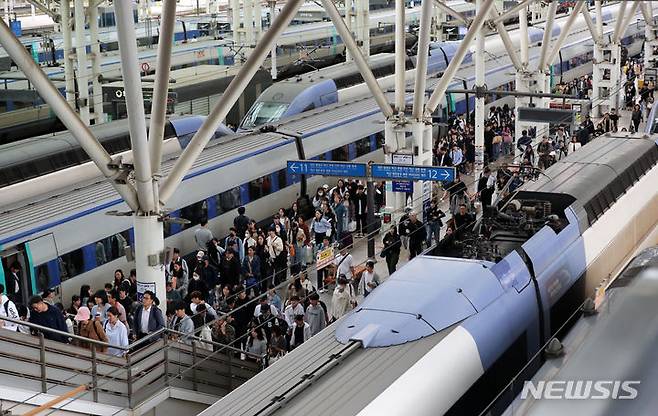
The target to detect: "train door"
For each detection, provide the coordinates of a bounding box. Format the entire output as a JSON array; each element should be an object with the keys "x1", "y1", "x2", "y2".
[
  {"x1": 0, "y1": 234, "x2": 60, "y2": 307},
  {"x1": 0, "y1": 245, "x2": 33, "y2": 307}
]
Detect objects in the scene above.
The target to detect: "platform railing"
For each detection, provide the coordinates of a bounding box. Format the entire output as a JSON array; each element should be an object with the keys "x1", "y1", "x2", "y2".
[{"x1": 0, "y1": 315, "x2": 264, "y2": 410}]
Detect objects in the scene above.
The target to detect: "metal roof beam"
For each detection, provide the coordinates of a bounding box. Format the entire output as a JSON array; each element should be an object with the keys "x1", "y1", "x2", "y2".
[
  {"x1": 544, "y1": 1, "x2": 586, "y2": 72},
  {"x1": 490, "y1": 6, "x2": 522, "y2": 72},
  {"x1": 320, "y1": 0, "x2": 393, "y2": 118},
  {"x1": 432, "y1": 0, "x2": 469, "y2": 26},
  {"x1": 581, "y1": 3, "x2": 602, "y2": 46},
  {"x1": 614, "y1": 0, "x2": 640, "y2": 44},
  {"x1": 413, "y1": 0, "x2": 434, "y2": 119},
  {"x1": 0, "y1": 18, "x2": 139, "y2": 211},
  {"x1": 425, "y1": 0, "x2": 495, "y2": 115},
  {"x1": 148, "y1": 0, "x2": 177, "y2": 179},
  {"x1": 159, "y1": 0, "x2": 305, "y2": 204},
  {"x1": 537, "y1": 0, "x2": 558, "y2": 72}
]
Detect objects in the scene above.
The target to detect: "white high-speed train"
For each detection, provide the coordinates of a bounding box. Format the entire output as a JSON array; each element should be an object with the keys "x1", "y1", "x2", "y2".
[{"x1": 0, "y1": 2, "x2": 647, "y2": 309}]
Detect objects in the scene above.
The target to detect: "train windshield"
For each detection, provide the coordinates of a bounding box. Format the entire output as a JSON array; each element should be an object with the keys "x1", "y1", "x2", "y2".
[{"x1": 240, "y1": 101, "x2": 289, "y2": 129}]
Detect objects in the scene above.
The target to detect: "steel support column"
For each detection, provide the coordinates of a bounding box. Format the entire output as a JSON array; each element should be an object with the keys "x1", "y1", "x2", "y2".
[
  {"x1": 356, "y1": 0, "x2": 369, "y2": 58},
  {"x1": 642, "y1": 2, "x2": 658, "y2": 81},
  {"x1": 432, "y1": 0, "x2": 468, "y2": 25},
  {"x1": 133, "y1": 215, "x2": 166, "y2": 313},
  {"x1": 544, "y1": 1, "x2": 585, "y2": 71},
  {"x1": 148, "y1": 0, "x2": 177, "y2": 176},
  {"x1": 491, "y1": 8, "x2": 521, "y2": 71},
  {"x1": 581, "y1": 4, "x2": 601, "y2": 46},
  {"x1": 412, "y1": 0, "x2": 434, "y2": 119},
  {"x1": 270, "y1": 1, "x2": 278, "y2": 79},
  {"x1": 321, "y1": 0, "x2": 393, "y2": 117},
  {"x1": 612, "y1": 0, "x2": 628, "y2": 43},
  {"x1": 345, "y1": 0, "x2": 353, "y2": 62},
  {"x1": 493, "y1": 0, "x2": 532, "y2": 25},
  {"x1": 74, "y1": 0, "x2": 90, "y2": 125},
  {"x1": 614, "y1": 0, "x2": 639, "y2": 44},
  {"x1": 60, "y1": 0, "x2": 76, "y2": 107},
  {"x1": 115, "y1": 0, "x2": 155, "y2": 213},
  {"x1": 474, "y1": 0, "x2": 485, "y2": 177},
  {"x1": 514, "y1": 71, "x2": 549, "y2": 156},
  {"x1": 595, "y1": 0, "x2": 603, "y2": 40},
  {"x1": 160, "y1": 0, "x2": 306, "y2": 203},
  {"x1": 426, "y1": 0, "x2": 494, "y2": 115},
  {"x1": 519, "y1": 2, "x2": 528, "y2": 68},
  {"x1": 394, "y1": 0, "x2": 405, "y2": 111},
  {"x1": 537, "y1": 0, "x2": 557, "y2": 72},
  {"x1": 89, "y1": 3, "x2": 103, "y2": 124},
  {"x1": 592, "y1": 43, "x2": 621, "y2": 117}
]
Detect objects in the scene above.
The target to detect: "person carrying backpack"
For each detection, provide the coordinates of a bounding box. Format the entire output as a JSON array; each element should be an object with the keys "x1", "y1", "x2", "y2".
[{"x1": 0, "y1": 284, "x2": 20, "y2": 332}]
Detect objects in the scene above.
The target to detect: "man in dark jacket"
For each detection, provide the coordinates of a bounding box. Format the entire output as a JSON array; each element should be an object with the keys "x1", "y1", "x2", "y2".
[
  {"x1": 516, "y1": 130, "x2": 532, "y2": 153},
  {"x1": 353, "y1": 185, "x2": 368, "y2": 236},
  {"x1": 382, "y1": 226, "x2": 402, "y2": 275},
  {"x1": 198, "y1": 256, "x2": 219, "y2": 292},
  {"x1": 233, "y1": 206, "x2": 250, "y2": 239},
  {"x1": 405, "y1": 212, "x2": 427, "y2": 260},
  {"x1": 28, "y1": 295, "x2": 69, "y2": 343},
  {"x1": 219, "y1": 249, "x2": 242, "y2": 289},
  {"x1": 132, "y1": 291, "x2": 165, "y2": 340}
]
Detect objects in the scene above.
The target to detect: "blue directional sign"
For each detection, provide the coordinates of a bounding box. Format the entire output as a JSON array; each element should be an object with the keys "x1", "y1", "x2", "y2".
[
  {"x1": 392, "y1": 180, "x2": 413, "y2": 193},
  {"x1": 371, "y1": 163, "x2": 456, "y2": 182},
  {"x1": 287, "y1": 160, "x2": 367, "y2": 177}
]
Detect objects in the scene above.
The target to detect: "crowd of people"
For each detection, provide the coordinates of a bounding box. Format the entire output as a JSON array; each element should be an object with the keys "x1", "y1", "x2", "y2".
[{"x1": 1, "y1": 61, "x2": 653, "y2": 368}]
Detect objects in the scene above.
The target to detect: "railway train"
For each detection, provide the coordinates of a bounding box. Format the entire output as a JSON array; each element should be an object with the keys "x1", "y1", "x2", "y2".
[
  {"x1": 0, "y1": 116, "x2": 233, "y2": 197},
  {"x1": 499, "y1": 245, "x2": 658, "y2": 415},
  {"x1": 0, "y1": 4, "x2": 424, "y2": 143},
  {"x1": 238, "y1": 1, "x2": 640, "y2": 131},
  {"x1": 198, "y1": 132, "x2": 658, "y2": 416},
  {"x1": 0, "y1": 2, "x2": 646, "y2": 309}
]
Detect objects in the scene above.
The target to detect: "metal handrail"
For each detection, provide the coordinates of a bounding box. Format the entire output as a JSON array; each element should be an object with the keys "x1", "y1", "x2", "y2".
[
  {"x1": 0, "y1": 313, "x2": 265, "y2": 361},
  {"x1": 165, "y1": 327, "x2": 265, "y2": 360},
  {"x1": 0, "y1": 314, "x2": 124, "y2": 350}
]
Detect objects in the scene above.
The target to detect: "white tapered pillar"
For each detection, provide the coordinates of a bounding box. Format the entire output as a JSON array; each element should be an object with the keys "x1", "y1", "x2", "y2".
[{"x1": 133, "y1": 215, "x2": 165, "y2": 312}]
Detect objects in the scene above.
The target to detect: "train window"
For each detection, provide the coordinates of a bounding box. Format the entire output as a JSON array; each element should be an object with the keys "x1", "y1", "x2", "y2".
[
  {"x1": 94, "y1": 231, "x2": 129, "y2": 266},
  {"x1": 34, "y1": 156, "x2": 57, "y2": 176},
  {"x1": 249, "y1": 176, "x2": 271, "y2": 201},
  {"x1": 216, "y1": 186, "x2": 242, "y2": 215},
  {"x1": 278, "y1": 169, "x2": 287, "y2": 190},
  {"x1": 355, "y1": 137, "x2": 371, "y2": 157},
  {"x1": 332, "y1": 145, "x2": 349, "y2": 161},
  {"x1": 181, "y1": 200, "x2": 208, "y2": 229},
  {"x1": 59, "y1": 248, "x2": 85, "y2": 281}
]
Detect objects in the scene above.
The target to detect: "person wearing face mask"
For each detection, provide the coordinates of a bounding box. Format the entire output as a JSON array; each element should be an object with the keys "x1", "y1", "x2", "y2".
[
  {"x1": 330, "y1": 276, "x2": 356, "y2": 322},
  {"x1": 312, "y1": 187, "x2": 326, "y2": 210},
  {"x1": 187, "y1": 271, "x2": 209, "y2": 300},
  {"x1": 310, "y1": 210, "x2": 332, "y2": 252}
]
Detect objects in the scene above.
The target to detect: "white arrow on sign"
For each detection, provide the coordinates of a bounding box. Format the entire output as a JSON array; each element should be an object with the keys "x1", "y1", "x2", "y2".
[
  {"x1": 289, "y1": 163, "x2": 298, "y2": 173},
  {"x1": 441, "y1": 170, "x2": 450, "y2": 179}
]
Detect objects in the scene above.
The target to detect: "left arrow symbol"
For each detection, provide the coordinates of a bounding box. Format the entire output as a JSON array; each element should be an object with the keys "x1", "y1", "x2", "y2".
[{"x1": 290, "y1": 163, "x2": 298, "y2": 173}]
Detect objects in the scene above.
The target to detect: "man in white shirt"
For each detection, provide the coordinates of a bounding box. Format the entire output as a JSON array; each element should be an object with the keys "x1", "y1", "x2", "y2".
[
  {"x1": 253, "y1": 297, "x2": 280, "y2": 318},
  {"x1": 569, "y1": 137, "x2": 582, "y2": 153},
  {"x1": 334, "y1": 246, "x2": 355, "y2": 282},
  {"x1": 190, "y1": 292, "x2": 218, "y2": 320},
  {"x1": 358, "y1": 260, "x2": 380, "y2": 297},
  {"x1": 283, "y1": 295, "x2": 305, "y2": 328}
]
